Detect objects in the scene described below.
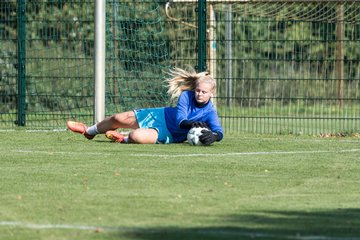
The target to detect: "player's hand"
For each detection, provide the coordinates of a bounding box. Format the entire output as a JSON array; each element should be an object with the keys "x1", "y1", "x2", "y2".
[
  {"x1": 191, "y1": 122, "x2": 208, "y2": 128},
  {"x1": 199, "y1": 129, "x2": 217, "y2": 146}
]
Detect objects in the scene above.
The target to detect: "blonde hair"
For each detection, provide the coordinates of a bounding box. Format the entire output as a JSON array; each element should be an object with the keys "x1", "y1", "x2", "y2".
[{"x1": 165, "y1": 67, "x2": 216, "y2": 101}]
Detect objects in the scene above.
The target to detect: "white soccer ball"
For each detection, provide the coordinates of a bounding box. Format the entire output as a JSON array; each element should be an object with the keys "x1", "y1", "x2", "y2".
[{"x1": 187, "y1": 127, "x2": 208, "y2": 146}]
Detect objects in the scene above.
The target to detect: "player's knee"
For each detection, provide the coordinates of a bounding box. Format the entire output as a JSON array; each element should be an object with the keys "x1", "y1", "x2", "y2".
[
  {"x1": 128, "y1": 131, "x2": 141, "y2": 143},
  {"x1": 129, "y1": 129, "x2": 157, "y2": 144},
  {"x1": 112, "y1": 111, "x2": 137, "y2": 127},
  {"x1": 129, "y1": 130, "x2": 148, "y2": 143},
  {"x1": 111, "y1": 113, "x2": 123, "y2": 123}
]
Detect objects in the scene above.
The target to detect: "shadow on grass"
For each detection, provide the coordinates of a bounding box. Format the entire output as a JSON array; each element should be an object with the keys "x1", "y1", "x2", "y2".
[{"x1": 114, "y1": 208, "x2": 360, "y2": 240}]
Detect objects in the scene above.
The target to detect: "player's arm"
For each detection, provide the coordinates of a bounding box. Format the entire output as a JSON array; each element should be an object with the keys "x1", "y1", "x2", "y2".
[
  {"x1": 176, "y1": 91, "x2": 208, "y2": 129},
  {"x1": 179, "y1": 120, "x2": 208, "y2": 129},
  {"x1": 199, "y1": 110, "x2": 224, "y2": 145}
]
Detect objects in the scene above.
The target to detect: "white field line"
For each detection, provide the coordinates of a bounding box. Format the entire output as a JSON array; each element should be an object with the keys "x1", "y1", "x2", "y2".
[
  {"x1": 8, "y1": 148, "x2": 360, "y2": 158},
  {"x1": 11, "y1": 150, "x2": 111, "y2": 156},
  {"x1": 1, "y1": 221, "x2": 360, "y2": 240},
  {"x1": 0, "y1": 129, "x2": 67, "y2": 132},
  {"x1": 0, "y1": 221, "x2": 103, "y2": 231},
  {"x1": 131, "y1": 149, "x2": 360, "y2": 158}
]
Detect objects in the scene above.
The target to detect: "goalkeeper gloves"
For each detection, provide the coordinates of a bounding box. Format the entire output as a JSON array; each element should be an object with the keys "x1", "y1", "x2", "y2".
[{"x1": 199, "y1": 130, "x2": 220, "y2": 146}]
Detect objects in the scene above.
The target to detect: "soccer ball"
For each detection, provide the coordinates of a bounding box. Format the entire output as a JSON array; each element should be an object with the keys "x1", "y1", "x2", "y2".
[{"x1": 187, "y1": 127, "x2": 208, "y2": 146}]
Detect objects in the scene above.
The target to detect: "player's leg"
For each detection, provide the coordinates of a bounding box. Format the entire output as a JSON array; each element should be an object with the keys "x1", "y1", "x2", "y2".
[
  {"x1": 67, "y1": 110, "x2": 139, "y2": 139},
  {"x1": 96, "y1": 111, "x2": 139, "y2": 133},
  {"x1": 128, "y1": 128, "x2": 158, "y2": 144},
  {"x1": 90, "y1": 111, "x2": 139, "y2": 142},
  {"x1": 66, "y1": 121, "x2": 95, "y2": 140},
  {"x1": 105, "y1": 128, "x2": 158, "y2": 144}
]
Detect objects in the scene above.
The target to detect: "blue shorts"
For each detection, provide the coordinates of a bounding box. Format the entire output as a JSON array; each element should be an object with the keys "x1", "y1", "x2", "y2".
[{"x1": 133, "y1": 108, "x2": 173, "y2": 144}]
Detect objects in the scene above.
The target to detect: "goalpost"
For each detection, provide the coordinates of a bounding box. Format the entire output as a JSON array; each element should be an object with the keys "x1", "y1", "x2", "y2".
[{"x1": 94, "y1": 0, "x2": 106, "y2": 123}]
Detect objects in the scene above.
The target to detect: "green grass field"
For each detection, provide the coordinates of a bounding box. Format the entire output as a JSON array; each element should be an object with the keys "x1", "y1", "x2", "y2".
[{"x1": 1, "y1": 130, "x2": 360, "y2": 240}]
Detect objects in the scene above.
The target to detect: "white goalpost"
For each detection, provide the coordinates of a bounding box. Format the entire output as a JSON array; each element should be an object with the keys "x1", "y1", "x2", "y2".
[{"x1": 94, "y1": 0, "x2": 106, "y2": 123}]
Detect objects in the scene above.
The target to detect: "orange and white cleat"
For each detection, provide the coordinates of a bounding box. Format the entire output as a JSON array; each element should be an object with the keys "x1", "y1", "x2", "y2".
[
  {"x1": 105, "y1": 130, "x2": 125, "y2": 143},
  {"x1": 66, "y1": 121, "x2": 95, "y2": 140}
]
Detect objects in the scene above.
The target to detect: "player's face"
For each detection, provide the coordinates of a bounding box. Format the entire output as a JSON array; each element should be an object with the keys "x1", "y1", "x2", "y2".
[{"x1": 195, "y1": 82, "x2": 213, "y2": 104}]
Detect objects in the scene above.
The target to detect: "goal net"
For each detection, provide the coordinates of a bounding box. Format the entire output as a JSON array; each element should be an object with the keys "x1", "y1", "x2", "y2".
[
  {"x1": 167, "y1": 0, "x2": 360, "y2": 134},
  {"x1": 105, "y1": 0, "x2": 170, "y2": 114}
]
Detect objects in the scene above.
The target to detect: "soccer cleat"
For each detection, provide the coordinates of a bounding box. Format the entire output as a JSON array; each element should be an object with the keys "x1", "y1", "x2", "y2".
[
  {"x1": 66, "y1": 121, "x2": 95, "y2": 140},
  {"x1": 105, "y1": 130, "x2": 125, "y2": 143}
]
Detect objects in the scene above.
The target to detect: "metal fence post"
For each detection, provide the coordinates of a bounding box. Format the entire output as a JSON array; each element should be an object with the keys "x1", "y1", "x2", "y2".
[
  {"x1": 197, "y1": 0, "x2": 207, "y2": 72},
  {"x1": 16, "y1": 0, "x2": 26, "y2": 126}
]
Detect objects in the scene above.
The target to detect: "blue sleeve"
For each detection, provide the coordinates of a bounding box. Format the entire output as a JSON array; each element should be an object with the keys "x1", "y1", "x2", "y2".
[
  {"x1": 175, "y1": 91, "x2": 191, "y2": 127},
  {"x1": 206, "y1": 109, "x2": 224, "y2": 141}
]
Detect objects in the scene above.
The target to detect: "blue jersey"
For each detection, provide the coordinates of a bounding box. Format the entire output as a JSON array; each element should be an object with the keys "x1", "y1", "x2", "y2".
[{"x1": 164, "y1": 90, "x2": 223, "y2": 143}]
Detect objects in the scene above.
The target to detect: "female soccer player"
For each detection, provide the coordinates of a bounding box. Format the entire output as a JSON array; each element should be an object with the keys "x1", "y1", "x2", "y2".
[{"x1": 67, "y1": 68, "x2": 224, "y2": 145}]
